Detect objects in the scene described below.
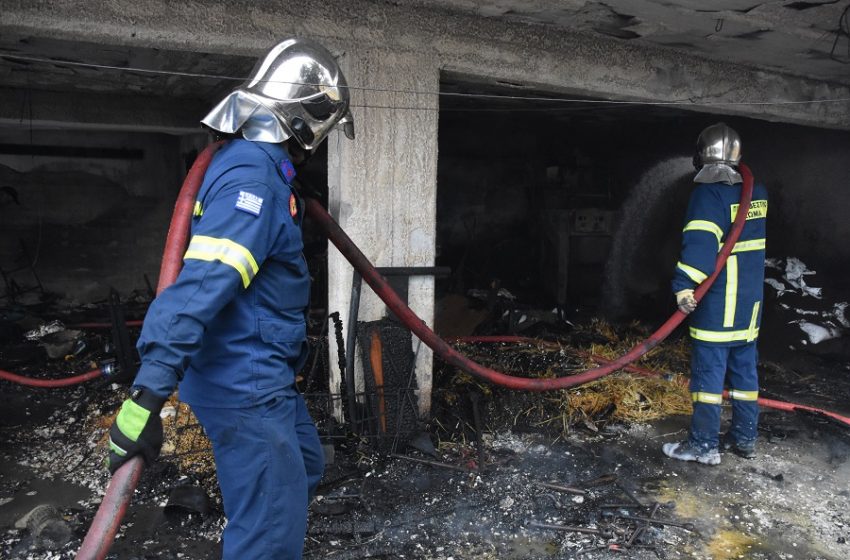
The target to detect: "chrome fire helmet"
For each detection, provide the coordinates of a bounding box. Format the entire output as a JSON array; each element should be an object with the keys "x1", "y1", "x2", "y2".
[
  {"x1": 693, "y1": 122, "x2": 741, "y2": 170},
  {"x1": 202, "y1": 37, "x2": 355, "y2": 150}
]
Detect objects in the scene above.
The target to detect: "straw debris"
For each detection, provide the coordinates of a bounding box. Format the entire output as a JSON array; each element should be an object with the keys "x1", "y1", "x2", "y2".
[
  {"x1": 446, "y1": 319, "x2": 694, "y2": 436},
  {"x1": 93, "y1": 395, "x2": 215, "y2": 476}
]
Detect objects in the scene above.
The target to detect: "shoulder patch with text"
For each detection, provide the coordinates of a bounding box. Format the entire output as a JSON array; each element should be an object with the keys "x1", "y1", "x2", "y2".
[
  {"x1": 730, "y1": 199, "x2": 767, "y2": 222},
  {"x1": 235, "y1": 191, "x2": 264, "y2": 216}
]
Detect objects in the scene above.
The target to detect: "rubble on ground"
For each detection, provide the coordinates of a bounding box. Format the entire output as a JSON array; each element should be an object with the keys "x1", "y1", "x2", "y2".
[{"x1": 2, "y1": 306, "x2": 850, "y2": 559}]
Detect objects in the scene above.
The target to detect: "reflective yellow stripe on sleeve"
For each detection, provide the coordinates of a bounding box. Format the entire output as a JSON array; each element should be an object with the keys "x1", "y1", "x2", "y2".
[
  {"x1": 676, "y1": 262, "x2": 708, "y2": 284},
  {"x1": 723, "y1": 255, "x2": 738, "y2": 328},
  {"x1": 193, "y1": 201, "x2": 204, "y2": 217},
  {"x1": 689, "y1": 327, "x2": 759, "y2": 343},
  {"x1": 184, "y1": 235, "x2": 259, "y2": 288},
  {"x1": 683, "y1": 220, "x2": 723, "y2": 244},
  {"x1": 729, "y1": 390, "x2": 759, "y2": 401},
  {"x1": 692, "y1": 392, "x2": 723, "y2": 405}
]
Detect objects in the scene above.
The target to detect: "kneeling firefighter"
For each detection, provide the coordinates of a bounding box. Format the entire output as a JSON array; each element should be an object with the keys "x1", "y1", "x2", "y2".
[
  {"x1": 663, "y1": 123, "x2": 767, "y2": 466},
  {"x1": 106, "y1": 38, "x2": 355, "y2": 558}
]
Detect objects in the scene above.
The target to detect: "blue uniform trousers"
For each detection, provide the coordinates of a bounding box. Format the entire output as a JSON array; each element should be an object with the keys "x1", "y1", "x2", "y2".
[
  {"x1": 193, "y1": 393, "x2": 324, "y2": 559},
  {"x1": 689, "y1": 341, "x2": 760, "y2": 450}
]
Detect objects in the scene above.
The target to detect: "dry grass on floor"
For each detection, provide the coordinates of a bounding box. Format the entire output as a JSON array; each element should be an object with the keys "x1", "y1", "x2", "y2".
[
  {"x1": 92, "y1": 395, "x2": 215, "y2": 476},
  {"x1": 525, "y1": 373, "x2": 693, "y2": 435},
  {"x1": 449, "y1": 319, "x2": 695, "y2": 436}
]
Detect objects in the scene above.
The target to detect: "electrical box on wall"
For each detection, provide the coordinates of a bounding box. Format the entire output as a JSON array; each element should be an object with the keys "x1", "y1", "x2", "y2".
[
  {"x1": 539, "y1": 208, "x2": 615, "y2": 308},
  {"x1": 571, "y1": 208, "x2": 613, "y2": 235}
]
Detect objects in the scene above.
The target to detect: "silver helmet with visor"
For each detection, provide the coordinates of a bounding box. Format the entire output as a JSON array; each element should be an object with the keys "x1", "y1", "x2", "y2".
[{"x1": 202, "y1": 37, "x2": 355, "y2": 150}]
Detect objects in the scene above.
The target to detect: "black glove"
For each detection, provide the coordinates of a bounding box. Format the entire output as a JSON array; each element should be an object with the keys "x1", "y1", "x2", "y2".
[{"x1": 107, "y1": 387, "x2": 166, "y2": 474}]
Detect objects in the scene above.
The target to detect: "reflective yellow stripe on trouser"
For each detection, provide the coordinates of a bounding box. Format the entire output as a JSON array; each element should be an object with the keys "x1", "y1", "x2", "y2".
[
  {"x1": 723, "y1": 255, "x2": 738, "y2": 328},
  {"x1": 729, "y1": 390, "x2": 759, "y2": 401},
  {"x1": 184, "y1": 235, "x2": 259, "y2": 288},
  {"x1": 689, "y1": 327, "x2": 760, "y2": 343},
  {"x1": 692, "y1": 392, "x2": 723, "y2": 405}
]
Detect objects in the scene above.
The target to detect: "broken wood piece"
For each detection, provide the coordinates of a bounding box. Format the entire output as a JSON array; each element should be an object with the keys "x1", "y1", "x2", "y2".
[
  {"x1": 535, "y1": 481, "x2": 587, "y2": 495},
  {"x1": 369, "y1": 330, "x2": 387, "y2": 433},
  {"x1": 390, "y1": 453, "x2": 474, "y2": 473}
]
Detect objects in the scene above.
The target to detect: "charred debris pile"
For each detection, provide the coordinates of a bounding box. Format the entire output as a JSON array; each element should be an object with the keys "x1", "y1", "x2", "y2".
[{"x1": 2, "y1": 276, "x2": 849, "y2": 558}]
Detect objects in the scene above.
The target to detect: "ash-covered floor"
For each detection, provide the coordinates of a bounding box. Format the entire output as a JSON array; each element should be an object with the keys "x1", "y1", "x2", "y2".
[
  {"x1": 2, "y1": 255, "x2": 850, "y2": 559},
  {"x1": 1, "y1": 385, "x2": 849, "y2": 560}
]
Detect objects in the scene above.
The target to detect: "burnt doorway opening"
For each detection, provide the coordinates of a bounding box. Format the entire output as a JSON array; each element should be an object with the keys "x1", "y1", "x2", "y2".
[
  {"x1": 435, "y1": 74, "x2": 705, "y2": 335},
  {"x1": 434, "y1": 73, "x2": 850, "y2": 342}
]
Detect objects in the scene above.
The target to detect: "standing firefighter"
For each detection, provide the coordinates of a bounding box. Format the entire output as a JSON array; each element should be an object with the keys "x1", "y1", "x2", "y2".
[
  {"x1": 106, "y1": 38, "x2": 355, "y2": 558},
  {"x1": 663, "y1": 123, "x2": 767, "y2": 466}
]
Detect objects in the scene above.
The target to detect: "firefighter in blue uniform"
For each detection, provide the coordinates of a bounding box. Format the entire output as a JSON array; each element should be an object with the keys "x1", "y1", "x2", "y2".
[
  {"x1": 106, "y1": 38, "x2": 355, "y2": 558},
  {"x1": 663, "y1": 123, "x2": 767, "y2": 466}
]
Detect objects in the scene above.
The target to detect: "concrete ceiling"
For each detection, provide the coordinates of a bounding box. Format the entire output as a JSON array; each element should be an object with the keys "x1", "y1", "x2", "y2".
[
  {"x1": 0, "y1": 36, "x2": 254, "y2": 101},
  {"x1": 0, "y1": 0, "x2": 847, "y2": 134},
  {"x1": 406, "y1": 0, "x2": 850, "y2": 86},
  {"x1": 1, "y1": 1, "x2": 848, "y2": 101}
]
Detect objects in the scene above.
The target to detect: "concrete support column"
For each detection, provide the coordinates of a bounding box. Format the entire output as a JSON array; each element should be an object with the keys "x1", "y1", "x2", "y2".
[{"x1": 327, "y1": 48, "x2": 439, "y2": 417}]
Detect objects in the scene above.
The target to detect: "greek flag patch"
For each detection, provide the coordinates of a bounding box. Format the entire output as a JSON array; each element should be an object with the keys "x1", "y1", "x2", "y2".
[{"x1": 235, "y1": 191, "x2": 263, "y2": 216}]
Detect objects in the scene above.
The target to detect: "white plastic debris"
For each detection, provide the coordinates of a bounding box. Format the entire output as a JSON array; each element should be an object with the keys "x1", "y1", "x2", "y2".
[
  {"x1": 783, "y1": 257, "x2": 822, "y2": 299},
  {"x1": 764, "y1": 278, "x2": 787, "y2": 296},
  {"x1": 833, "y1": 302, "x2": 849, "y2": 328},
  {"x1": 24, "y1": 320, "x2": 65, "y2": 341},
  {"x1": 160, "y1": 406, "x2": 177, "y2": 419},
  {"x1": 764, "y1": 258, "x2": 783, "y2": 270},
  {"x1": 794, "y1": 321, "x2": 841, "y2": 345}
]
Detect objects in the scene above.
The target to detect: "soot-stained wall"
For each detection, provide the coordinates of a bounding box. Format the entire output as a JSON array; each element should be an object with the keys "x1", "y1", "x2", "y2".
[
  {"x1": 436, "y1": 103, "x2": 698, "y2": 311},
  {"x1": 437, "y1": 104, "x2": 850, "y2": 321},
  {"x1": 605, "y1": 118, "x2": 850, "y2": 321},
  {"x1": 0, "y1": 128, "x2": 198, "y2": 302}
]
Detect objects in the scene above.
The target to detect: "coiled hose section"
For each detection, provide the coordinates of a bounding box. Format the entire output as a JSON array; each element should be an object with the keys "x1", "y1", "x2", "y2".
[
  {"x1": 74, "y1": 150, "x2": 846, "y2": 558},
  {"x1": 304, "y1": 163, "x2": 754, "y2": 390},
  {"x1": 76, "y1": 154, "x2": 746, "y2": 557}
]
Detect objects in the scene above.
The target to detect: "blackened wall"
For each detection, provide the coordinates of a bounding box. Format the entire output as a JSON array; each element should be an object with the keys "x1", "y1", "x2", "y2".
[
  {"x1": 437, "y1": 102, "x2": 850, "y2": 320},
  {"x1": 608, "y1": 118, "x2": 850, "y2": 321},
  {"x1": 0, "y1": 128, "x2": 202, "y2": 302}
]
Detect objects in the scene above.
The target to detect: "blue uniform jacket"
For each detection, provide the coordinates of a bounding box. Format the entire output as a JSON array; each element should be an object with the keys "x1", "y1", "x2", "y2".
[
  {"x1": 134, "y1": 139, "x2": 310, "y2": 407},
  {"x1": 672, "y1": 180, "x2": 768, "y2": 346}
]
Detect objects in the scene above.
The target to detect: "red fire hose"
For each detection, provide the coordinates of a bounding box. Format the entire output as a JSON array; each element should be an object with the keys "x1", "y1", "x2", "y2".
[
  {"x1": 0, "y1": 367, "x2": 104, "y2": 388},
  {"x1": 305, "y1": 163, "x2": 754, "y2": 391},
  {"x1": 448, "y1": 335, "x2": 850, "y2": 427},
  {"x1": 76, "y1": 150, "x2": 749, "y2": 557},
  {"x1": 75, "y1": 142, "x2": 223, "y2": 560},
  {"x1": 69, "y1": 320, "x2": 145, "y2": 329}
]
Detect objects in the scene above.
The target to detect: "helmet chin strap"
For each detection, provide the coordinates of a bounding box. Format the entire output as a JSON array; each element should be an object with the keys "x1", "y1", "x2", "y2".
[
  {"x1": 694, "y1": 163, "x2": 743, "y2": 185},
  {"x1": 286, "y1": 140, "x2": 313, "y2": 166}
]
